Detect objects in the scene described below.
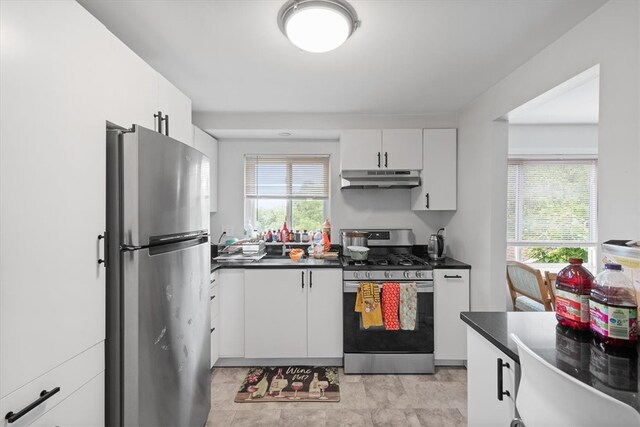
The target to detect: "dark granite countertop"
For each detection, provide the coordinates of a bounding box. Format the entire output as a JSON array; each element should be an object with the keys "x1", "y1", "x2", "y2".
[
  {"x1": 461, "y1": 311, "x2": 640, "y2": 412},
  {"x1": 212, "y1": 255, "x2": 469, "y2": 273},
  {"x1": 211, "y1": 257, "x2": 342, "y2": 271},
  {"x1": 411, "y1": 246, "x2": 471, "y2": 269},
  {"x1": 424, "y1": 256, "x2": 471, "y2": 269}
]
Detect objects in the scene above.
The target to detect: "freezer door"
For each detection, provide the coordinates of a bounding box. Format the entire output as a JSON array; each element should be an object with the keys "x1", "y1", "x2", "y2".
[
  {"x1": 121, "y1": 125, "x2": 210, "y2": 247},
  {"x1": 121, "y1": 239, "x2": 211, "y2": 427}
]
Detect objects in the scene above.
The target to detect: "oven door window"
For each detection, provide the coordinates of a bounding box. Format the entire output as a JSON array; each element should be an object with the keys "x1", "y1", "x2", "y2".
[{"x1": 343, "y1": 286, "x2": 434, "y2": 353}]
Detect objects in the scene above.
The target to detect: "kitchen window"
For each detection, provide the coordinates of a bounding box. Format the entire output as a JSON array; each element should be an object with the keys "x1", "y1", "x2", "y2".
[
  {"x1": 506, "y1": 159, "x2": 598, "y2": 272},
  {"x1": 245, "y1": 155, "x2": 330, "y2": 233}
]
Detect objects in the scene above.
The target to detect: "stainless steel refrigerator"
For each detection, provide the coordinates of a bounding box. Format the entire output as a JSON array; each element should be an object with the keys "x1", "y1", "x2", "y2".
[{"x1": 106, "y1": 125, "x2": 211, "y2": 427}]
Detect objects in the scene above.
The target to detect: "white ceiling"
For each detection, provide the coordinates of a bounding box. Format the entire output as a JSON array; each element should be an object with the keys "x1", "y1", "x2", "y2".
[
  {"x1": 212, "y1": 129, "x2": 340, "y2": 140},
  {"x1": 509, "y1": 76, "x2": 599, "y2": 124},
  {"x1": 79, "y1": 0, "x2": 606, "y2": 115}
]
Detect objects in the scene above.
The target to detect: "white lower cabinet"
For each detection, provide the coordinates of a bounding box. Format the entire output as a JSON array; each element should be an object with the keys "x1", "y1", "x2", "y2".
[
  {"x1": 218, "y1": 269, "x2": 245, "y2": 357},
  {"x1": 210, "y1": 270, "x2": 220, "y2": 368},
  {"x1": 467, "y1": 327, "x2": 518, "y2": 426},
  {"x1": 244, "y1": 268, "x2": 342, "y2": 359},
  {"x1": 245, "y1": 269, "x2": 308, "y2": 358},
  {"x1": 0, "y1": 342, "x2": 104, "y2": 427},
  {"x1": 434, "y1": 269, "x2": 470, "y2": 363},
  {"x1": 33, "y1": 372, "x2": 104, "y2": 427},
  {"x1": 307, "y1": 269, "x2": 343, "y2": 357}
]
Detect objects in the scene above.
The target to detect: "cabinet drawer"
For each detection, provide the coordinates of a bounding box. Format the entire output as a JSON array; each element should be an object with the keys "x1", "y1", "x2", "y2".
[
  {"x1": 210, "y1": 285, "x2": 220, "y2": 324},
  {"x1": 210, "y1": 317, "x2": 219, "y2": 368},
  {"x1": 209, "y1": 271, "x2": 218, "y2": 293},
  {"x1": 31, "y1": 371, "x2": 104, "y2": 427},
  {"x1": 0, "y1": 342, "x2": 104, "y2": 427}
]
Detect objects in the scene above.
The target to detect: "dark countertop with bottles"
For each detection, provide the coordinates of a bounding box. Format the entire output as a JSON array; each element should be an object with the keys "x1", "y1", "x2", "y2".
[
  {"x1": 210, "y1": 243, "x2": 470, "y2": 272},
  {"x1": 461, "y1": 311, "x2": 640, "y2": 413}
]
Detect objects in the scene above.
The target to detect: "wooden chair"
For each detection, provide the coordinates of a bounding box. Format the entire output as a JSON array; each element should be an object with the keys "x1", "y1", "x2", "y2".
[
  {"x1": 506, "y1": 261, "x2": 553, "y2": 311},
  {"x1": 544, "y1": 271, "x2": 558, "y2": 310}
]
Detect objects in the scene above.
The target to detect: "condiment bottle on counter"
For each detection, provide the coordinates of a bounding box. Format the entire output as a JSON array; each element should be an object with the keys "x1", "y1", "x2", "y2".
[
  {"x1": 275, "y1": 229, "x2": 281, "y2": 242},
  {"x1": 281, "y1": 220, "x2": 290, "y2": 243},
  {"x1": 266, "y1": 230, "x2": 273, "y2": 242},
  {"x1": 555, "y1": 258, "x2": 594, "y2": 331},
  {"x1": 322, "y1": 219, "x2": 331, "y2": 242},
  {"x1": 301, "y1": 230, "x2": 309, "y2": 242},
  {"x1": 590, "y1": 263, "x2": 638, "y2": 348},
  {"x1": 322, "y1": 231, "x2": 331, "y2": 252}
]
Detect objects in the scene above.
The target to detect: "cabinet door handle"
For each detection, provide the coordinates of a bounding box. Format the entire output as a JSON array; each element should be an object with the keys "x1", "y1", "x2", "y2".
[
  {"x1": 301, "y1": 271, "x2": 305, "y2": 289},
  {"x1": 210, "y1": 327, "x2": 215, "y2": 333},
  {"x1": 497, "y1": 358, "x2": 511, "y2": 401},
  {"x1": 210, "y1": 295, "x2": 216, "y2": 301},
  {"x1": 154, "y1": 111, "x2": 163, "y2": 133},
  {"x1": 98, "y1": 232, "x2": 107, "y2": 267},
  {"x1": 426, "y1": 193, "x2": 430, "y2": 209},
  {"x1": 377, "y1": 152, "x2": 381, "y2": 168},
  {"x1": 309, "y1": 270, "x2": 313, "y2": 289},
  {"x1": 5, "y1": 387, "x2": 61, "y2": 424},
  {"x1": 384, "y1": 152, "x2": 388, "y2": 168},
  {"x1": 444, "y1": 275, "x2": 462, "y2": 279},
  {"x1": 164, "y1": 114, "x2": 169, "y2": 137}
]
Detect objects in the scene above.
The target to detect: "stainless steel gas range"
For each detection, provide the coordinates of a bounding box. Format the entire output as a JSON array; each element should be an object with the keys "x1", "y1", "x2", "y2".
[{"x1": 341, "y1": 229, "x2": 435, "y2": 374}]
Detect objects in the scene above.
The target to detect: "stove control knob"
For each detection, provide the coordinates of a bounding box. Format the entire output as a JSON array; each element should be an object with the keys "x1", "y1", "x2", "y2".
[
  {"x1": 384, "y1": 271, "x2": 392, "y2": 279},
  {"x1": 403, "y1": 271, "x2": 411, "y2": 279},
  {"x1": 416, "y1": 271, "x2": 424, "y2": 278},
  {"x1": 354, "y1": 271, "x2": 360, "y2": 279},
  {"x1": 365, "y1": 271, "x2": 372, "y2": 279}
]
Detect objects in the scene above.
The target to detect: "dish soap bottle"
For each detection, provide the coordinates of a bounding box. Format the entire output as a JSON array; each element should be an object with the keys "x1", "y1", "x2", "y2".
[
  {"x1": 555, "y1": 258, "x2": 594, "y2": 331},
  {"x1": 590, "y1": 263, "x2": 638, "y2": 348}
]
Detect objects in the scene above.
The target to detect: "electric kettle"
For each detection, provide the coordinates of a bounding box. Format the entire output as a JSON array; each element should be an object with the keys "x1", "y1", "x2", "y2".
[{"x1": 427, "y1": 228, "x2": 445, "y2": 260}]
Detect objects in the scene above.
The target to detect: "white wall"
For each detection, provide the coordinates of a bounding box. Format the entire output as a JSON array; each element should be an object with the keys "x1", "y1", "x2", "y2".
[
  {"x1": 447, "y1": 0, "x2": 639, "y2": 311},
  {"x1": 508, "y1": 124, "x2": 598, "y2": 157},
  {"x1": 211, "y1": 139, "x2": 454, "y2": 245}
]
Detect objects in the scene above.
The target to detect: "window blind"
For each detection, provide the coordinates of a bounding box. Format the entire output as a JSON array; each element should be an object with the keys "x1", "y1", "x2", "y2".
[
  {"x1": 245, "y1": 155, "x2": 330, "y2": 200},
  {"x1": 506, "y1": 159, "x2": 597, "y2": 245}
]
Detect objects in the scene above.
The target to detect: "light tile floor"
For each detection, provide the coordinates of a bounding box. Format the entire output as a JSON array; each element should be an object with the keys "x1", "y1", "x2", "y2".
[{"x1": 207, "y1": 367, "x2": 467, "y2": 426}]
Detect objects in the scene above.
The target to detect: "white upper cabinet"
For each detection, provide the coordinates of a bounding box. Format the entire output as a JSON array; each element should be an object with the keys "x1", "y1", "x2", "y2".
[
  {"x1": 411, "y1": 129, "x2": 457, "y2": 211},
  {"x1": 340, "y1": 129, "x2": 423, "y2": 171},
  {"x1": 381, "y1": 129, "x2": 423, "y2": 170},
  {"x1": 157, "y1": 73, "x2": 193, "y2": 146},
  {"x1": 193, "y1": 126, "x2": 218, "y2": 213},
  {"x1": 340, "y1": 130, "x2": 383, "y2": 170},
  {"x1": 103, "y1": 35, "x2": 157, "y2": 131}
]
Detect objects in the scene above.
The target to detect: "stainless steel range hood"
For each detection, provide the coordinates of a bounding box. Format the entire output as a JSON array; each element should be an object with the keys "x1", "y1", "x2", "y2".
[{"x1": 340, "y1": 170, "x2": 421, "y2": 189}]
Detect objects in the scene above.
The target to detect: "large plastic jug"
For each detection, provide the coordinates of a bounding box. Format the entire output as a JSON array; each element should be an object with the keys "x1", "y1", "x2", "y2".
[
  {"x1": 590, "y1": 263, "x2": 638, "y2": 348},
  {"x1": 555, "y1": 258, "x2": 594, "y2": 331}
]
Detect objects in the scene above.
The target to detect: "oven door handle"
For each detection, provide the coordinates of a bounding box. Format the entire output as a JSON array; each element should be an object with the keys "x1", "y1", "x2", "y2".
[{"x1": 343, "y1": 281, "x2": 433, "y2": 293}]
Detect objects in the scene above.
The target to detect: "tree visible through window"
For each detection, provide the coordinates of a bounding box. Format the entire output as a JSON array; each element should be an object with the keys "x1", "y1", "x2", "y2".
[
  {"x1": 506, "y1": 159, "x2": 597, "y2": 267},
  {"x1": 245, "y1": 155, "x2": 329, "y2": 233}
]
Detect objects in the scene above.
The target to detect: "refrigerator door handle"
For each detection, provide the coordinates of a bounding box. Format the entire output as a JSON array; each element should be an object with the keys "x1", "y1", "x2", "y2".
[{"x1": 121, "y1": 244, "x2": 143, "y2": 252}]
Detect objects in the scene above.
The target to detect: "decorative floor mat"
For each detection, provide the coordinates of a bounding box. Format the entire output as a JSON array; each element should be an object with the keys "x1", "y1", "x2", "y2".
[{"x1": 234, "y1": 366, "x2": 340, "y2": 402}]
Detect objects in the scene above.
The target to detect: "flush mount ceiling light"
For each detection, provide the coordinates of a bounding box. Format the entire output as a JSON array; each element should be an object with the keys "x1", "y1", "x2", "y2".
[{"x1": 277, "y1": 0, "x2": 360, "y2": 53}]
